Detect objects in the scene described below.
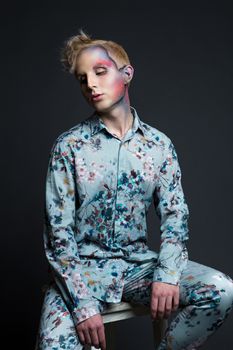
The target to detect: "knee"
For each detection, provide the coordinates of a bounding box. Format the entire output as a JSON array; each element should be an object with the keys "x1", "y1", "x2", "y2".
[{"x1": 213, "y1": 272, "x2": 233, "y2": 313}]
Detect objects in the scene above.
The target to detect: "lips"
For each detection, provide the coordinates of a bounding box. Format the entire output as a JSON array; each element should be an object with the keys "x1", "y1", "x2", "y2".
[
  {"x1": 91, "y1": 93, "x2": 104, "y2": 101},
  {"x1": 92, "y1": 93, "x2": 102, "y2": 97}
]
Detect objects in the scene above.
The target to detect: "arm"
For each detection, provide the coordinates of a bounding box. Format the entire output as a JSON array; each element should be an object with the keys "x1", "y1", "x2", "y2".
[
  {"x1": 43, "y1": 136, "x2": 100, "y2": 326},
  {"x1": 153, "y1": 138, "x2": 189, "y2": 286}
]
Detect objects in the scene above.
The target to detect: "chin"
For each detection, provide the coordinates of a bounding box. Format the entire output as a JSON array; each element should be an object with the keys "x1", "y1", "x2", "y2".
[
  {"x1": 97, "y1": 100, "x2": 123, "y2": 113},
  {"x1": 92, "y1": 102, "x2": 113, "y2": 113}
]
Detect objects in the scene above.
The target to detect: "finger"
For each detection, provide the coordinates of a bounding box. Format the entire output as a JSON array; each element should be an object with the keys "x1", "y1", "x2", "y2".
[
  {"x1": 150, "y1": 296, "x2": 158, "y2": 320},
  {"x1": 172, "y1": 292, "x2": 180, "y2": 312},
  {"x1": 97, "y1": 325, "x2": 106, "y2": 350},
  {"x1": 83, "y1": 329, "x2": 92, "y2": 347},
  {"x1": 77, "y1": 330, "x2": 85, "y2": 346},
  {"x1": 164, "y1": 295, "x2": 172, "y2": 319},
  {"x1": 89, "y1": 327, "x2": 100, "y2": 349},
  {"x1": 157, "y1": 296, "x2": 166, "y2": 319}
]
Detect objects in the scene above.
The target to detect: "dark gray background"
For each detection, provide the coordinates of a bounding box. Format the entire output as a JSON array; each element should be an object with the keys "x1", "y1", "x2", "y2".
[{"x1": 2, "y1": 1, "x2": 233, "y2": 349}]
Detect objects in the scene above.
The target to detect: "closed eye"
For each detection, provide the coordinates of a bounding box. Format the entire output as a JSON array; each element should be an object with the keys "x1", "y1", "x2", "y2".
[{"x1": 79, "y1": 70, "x2": 107, "y2": 84}]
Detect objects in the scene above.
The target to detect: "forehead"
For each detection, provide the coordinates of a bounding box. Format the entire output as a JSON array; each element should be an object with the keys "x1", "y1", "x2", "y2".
[{"x1": 76, "y1": 46, "x2": 116, "y2": 73}]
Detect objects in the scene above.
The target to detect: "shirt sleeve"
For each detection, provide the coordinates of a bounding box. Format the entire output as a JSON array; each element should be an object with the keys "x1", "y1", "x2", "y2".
[
  {"x1": 43, "y1": 136, "x2": 100, "y2": 325},
  {"x1": 152, "y1": 138, "x2": 190, "y2": 286}
]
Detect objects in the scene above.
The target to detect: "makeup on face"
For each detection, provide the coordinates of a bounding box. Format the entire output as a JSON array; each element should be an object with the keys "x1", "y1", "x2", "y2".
[
  {"x1": 77, "y1": 54, "x2": 115, "y2": 81},
  {"x1": 76, "y1": 47, "x2": 121, "y2": 84},
  {"x1": 76, "y1": 47, "x2": 128, "y2": 110}
]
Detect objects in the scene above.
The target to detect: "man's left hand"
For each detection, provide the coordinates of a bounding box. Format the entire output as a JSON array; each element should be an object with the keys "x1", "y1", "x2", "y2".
[{"x1": 150, "y1": 281, "x2": 180, "y2": 320}]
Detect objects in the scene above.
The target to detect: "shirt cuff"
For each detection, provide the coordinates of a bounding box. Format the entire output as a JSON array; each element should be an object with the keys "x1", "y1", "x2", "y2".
[
  {"x1": 72, "y1": 299, "x2": 101, "y2": 326},
  {"x1": 152, "y1": 268, "x2": 181, "y2": 286}
]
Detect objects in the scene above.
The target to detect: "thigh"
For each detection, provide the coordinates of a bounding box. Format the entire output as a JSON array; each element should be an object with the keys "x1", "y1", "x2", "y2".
[
  {"x1": 121, "y1": 258, "x2": 233, "y2": 310},
  {"x1": 179, "y1": 259, "x2": 233, "y2": 308},
  {"x1": 122, "y1": 259, "x2": 156, "y2": 305}
]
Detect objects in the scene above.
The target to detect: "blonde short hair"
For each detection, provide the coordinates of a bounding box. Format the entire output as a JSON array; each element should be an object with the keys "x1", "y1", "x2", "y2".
[{"x1": 60, "y1": 28, "x2": 131, "y2": 78}]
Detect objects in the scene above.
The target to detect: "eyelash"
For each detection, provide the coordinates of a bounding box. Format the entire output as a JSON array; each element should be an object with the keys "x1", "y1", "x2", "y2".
[{"x1": 79, "y1": 71, "x2": 107, "y2": 84}]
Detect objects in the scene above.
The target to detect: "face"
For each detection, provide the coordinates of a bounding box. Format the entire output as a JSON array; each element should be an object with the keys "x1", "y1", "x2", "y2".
[{"x1": 75, "y1": 46, "x2": 133, "y2": 113}]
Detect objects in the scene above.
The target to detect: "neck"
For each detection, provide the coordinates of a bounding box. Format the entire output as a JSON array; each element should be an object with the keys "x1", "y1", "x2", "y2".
[{"x1": 94, "y1": 98, "x2": 134, "y2": 139}]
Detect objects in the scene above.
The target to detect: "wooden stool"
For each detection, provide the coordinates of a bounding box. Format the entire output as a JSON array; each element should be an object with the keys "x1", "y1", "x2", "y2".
[{"x1": 85, "y1": 301, "x2": 168, "y2": 350}]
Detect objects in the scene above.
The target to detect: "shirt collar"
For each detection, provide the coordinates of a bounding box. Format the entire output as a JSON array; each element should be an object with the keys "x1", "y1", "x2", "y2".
[{"x1": 89, "y1": 106, "x2": 148, "y2": 138}]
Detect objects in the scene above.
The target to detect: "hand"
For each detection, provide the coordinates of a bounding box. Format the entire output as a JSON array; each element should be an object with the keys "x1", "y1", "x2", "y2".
[
  {"x1": 76, "y1": 313, "x2": 106, "y2": 350},
  {"x1": 150, "y1": 281, "x2": 179, "y2": 320}
]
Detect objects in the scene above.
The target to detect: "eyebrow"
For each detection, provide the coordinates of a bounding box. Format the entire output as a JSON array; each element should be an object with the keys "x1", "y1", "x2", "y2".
[{"x1": 77, "y1": 61, "x2": 112, "y2": 78}]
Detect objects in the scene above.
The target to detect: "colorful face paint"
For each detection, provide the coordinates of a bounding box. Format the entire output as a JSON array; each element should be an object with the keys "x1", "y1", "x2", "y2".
[{"x1": 75, "y1": 46, "x2": 128, "y2": 112}]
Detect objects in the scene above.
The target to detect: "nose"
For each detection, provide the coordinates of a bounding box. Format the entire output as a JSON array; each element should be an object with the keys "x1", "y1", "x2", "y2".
[{"x1": 86, "y1": 74, "x2": 97, "y2": 90}]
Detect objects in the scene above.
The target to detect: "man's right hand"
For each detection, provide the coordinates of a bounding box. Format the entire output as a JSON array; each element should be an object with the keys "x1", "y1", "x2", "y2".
[{"x1": 76, "y1": 313, "x2": 106, "y2": 350}]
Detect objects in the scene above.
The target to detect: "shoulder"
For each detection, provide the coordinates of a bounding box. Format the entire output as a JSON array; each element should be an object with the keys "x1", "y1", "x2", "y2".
[
  {"x1": 140, "y1": 120, "x2": 181, "y2": 165},
  {"x1": 140, "y1": 120, "x2": 174, "y2": 151},
  {"x1": 50, "y1": 117, "x2": 91, "y2": 153}
]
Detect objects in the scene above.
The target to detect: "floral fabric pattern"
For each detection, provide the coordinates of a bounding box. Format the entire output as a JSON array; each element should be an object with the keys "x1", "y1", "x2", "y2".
[
  {"x1": 43, "y1": 106, "x2": 190, "y2": 326},
  {"x1": 35, "y1": 258, "x2": 233, "y2": 349}
]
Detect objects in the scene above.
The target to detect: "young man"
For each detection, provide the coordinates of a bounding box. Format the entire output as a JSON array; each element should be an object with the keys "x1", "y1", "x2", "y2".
[{"x1": 35, "y1": 29, "x2": 233, "y2": 350}]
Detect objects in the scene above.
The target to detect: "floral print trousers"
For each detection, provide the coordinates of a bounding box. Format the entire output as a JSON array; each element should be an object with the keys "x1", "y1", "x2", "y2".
[{"x1": 35, "y1": 258, "x2": 233, "y2": 349}]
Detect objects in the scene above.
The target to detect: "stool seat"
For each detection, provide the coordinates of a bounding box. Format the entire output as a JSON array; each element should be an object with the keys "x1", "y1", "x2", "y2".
[{"x1": 85, "y1": 301, "x2": 168, "y2": 350}]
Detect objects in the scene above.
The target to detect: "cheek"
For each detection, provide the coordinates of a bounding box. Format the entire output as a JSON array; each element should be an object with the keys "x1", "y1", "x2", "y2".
[{"x1": 104, "y1": 76, "x2": 125, "y2": 98}]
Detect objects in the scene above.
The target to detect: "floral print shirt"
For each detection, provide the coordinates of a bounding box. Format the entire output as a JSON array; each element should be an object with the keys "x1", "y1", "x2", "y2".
[{"x1": 43, "y1": 106, "x2": 190, "y2": 325}]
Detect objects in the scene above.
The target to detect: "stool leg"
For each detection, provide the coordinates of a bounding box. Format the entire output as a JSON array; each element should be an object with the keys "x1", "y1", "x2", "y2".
[
  {"x1": 105, "y1": 322, "x2": 116, "y2": 350},
  {"x1": 152, "y1": 318, "x2": 168, "y2": 348}
]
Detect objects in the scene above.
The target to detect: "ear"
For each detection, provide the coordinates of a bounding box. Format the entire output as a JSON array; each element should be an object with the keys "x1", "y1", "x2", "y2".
[{"x1": 122, "y1": 65, "x2": 134, "y2": 84}]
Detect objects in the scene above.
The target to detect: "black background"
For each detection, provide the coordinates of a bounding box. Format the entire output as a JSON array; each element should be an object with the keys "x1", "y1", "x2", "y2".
[{"x1": 2, "y1": 1, "x2": 233, "y2": 349}]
